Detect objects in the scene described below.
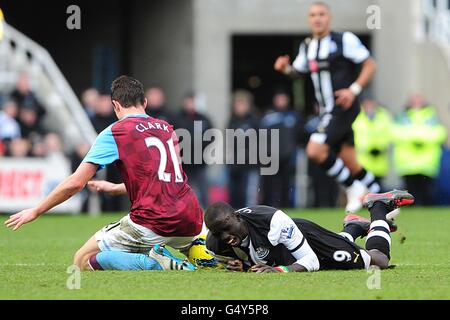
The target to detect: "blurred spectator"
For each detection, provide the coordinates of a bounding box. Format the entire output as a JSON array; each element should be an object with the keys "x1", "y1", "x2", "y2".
[
  {"x1": 8, "y1": 138, "x2": 31, "y2": 157},
  {"x1": 0, "y1": 141, "x2": 5, "y2": 156},
  {"x1": 226, "y1": 90, "x2": 260, "y2": 208},
  {"x1": 81, "y1": 88, "x2": 100, "y2": 120},
  {"x1": 392, "y1": 93, "x2": 448, "y2": 206},
  {"x1": 353, "y1": 98, "x2": 392, "y2": 190},
  {"x1": 30, "y1": 138, "x2": 47, "y2": 157},
  {"x1": 91, "y1": 95, "x2": 116, "y2": 133},
  {"x1": 174, "y1": 92, "x2": 212, "y2": 208},
  {"x1": 10, "y1": 73, "x2": 45, "y2": 118},
  {"x1": 145, "y1": 87, "x2": 174, "y2": 123},
  {"x1": 0, "y1": 100, "x2": 21, "y2": 141},
  {"x1": 18, "y1": 105, "x2": 46, "y2": 141},
  {"x1": 260, "y1": 90, "x2": 302, "y2": 208},
  {"x1": 44, "y1": 133, "x2": 65, "y2": 159}
]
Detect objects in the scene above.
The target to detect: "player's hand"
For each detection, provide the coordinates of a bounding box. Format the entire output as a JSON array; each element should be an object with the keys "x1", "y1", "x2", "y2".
[
  {"x1": 250, "y1": 264, "x2": 278, "y2": 273},
  {"x1": 4, "y1": 208, "x2": 40, "y2": 231},
  {"x1": 274, "y1": 55, "x2": 291, "y2": 72},
  {"x1": 88, "y1": 180, "x2": 121, "y2": 196},
  {"x1": 226, "y1": 259, "x2": 244, "y2": 272},
  {"x1": 334, "y1": 88, "x2": 356, "y2": 109}
]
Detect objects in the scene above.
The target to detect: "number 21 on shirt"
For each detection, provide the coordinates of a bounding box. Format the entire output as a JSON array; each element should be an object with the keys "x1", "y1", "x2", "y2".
[{"x1": 145, "y1": 137, "x2": 183, "y2": 183}]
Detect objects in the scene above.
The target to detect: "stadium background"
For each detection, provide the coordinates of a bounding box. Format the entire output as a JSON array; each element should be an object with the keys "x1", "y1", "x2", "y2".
[{"x1": 0, "y1": 0, "x2": 450, "y2": 214}]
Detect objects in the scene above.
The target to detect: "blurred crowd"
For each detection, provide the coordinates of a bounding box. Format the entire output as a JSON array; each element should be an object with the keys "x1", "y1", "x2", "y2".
[
  {"x1": 0, "y1": 73, "x2": 63, "y2": 159},
  {"x1": 1, "y1": 74, "x2": 449, "y2": 210}
]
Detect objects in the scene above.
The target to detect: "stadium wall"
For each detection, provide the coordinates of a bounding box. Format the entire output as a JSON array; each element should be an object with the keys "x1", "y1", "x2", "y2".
[
  {"x1": 129, "y1": 0, "x2": 194, "y2": 112},
  {"x1": 192, "y1": 0, "x2": 372, "y2": 128}
]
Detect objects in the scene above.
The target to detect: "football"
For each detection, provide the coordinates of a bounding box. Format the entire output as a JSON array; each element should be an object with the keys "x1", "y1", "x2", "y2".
[{"x1": 187, "y1": 235, "x2": 223, "y2": 269}]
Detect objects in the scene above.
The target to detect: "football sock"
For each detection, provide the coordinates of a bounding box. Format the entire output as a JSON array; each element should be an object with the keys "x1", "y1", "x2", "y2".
[
  {"x1": 365, "y1": 202, "x2": 391, "y2": 259},
  {"x1": 89, "y1": 251, "x2": 163, "y2": 271},
  {"x1": 338, "y1": 232, "x2": 354, "y2": 242},
  {"x1": 354, "y1": 168, "x2": 381, "y2": 193},
  {"x1": 341, "y1": 223, "x2": 366, "y2": 241},
  {"x1": 319, "y1": 154, "x2": 354, "y2": 187}
]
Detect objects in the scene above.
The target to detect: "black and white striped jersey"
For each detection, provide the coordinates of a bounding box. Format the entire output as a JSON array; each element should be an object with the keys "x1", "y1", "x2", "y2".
[
  {"x1": 206, "y1": 205, "x2": 320, "y2": 271},
  {"x1": 292, "y1": 31, "x2": 370, "y2": 114},
  {"x1": 206, "y1": 205, "x2": 370, "y2": 271}
]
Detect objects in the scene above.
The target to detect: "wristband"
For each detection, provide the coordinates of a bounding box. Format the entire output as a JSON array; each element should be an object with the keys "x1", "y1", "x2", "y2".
[
  {"x1": 274, "y1": 266, "x2": 289, "y2": 273},
  {"x1": 349, "y1": 82, "x2": 362, "y2": 96}
]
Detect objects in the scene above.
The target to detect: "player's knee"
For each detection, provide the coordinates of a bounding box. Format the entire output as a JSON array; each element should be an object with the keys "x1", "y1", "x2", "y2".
[
  {"x1": 73, "y1": 249, "x2": 83, "y2": 267},
  {"x1": 73, "y1": 249, "x2": 91, "y2": 270},
  {"x1": 369, "y1": 250, "x2": 389, "y2": 269}
]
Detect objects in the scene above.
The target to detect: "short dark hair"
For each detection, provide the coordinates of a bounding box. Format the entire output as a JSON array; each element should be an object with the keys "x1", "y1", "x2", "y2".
[
  {"x1": 204, "y1": 202, "x2": 235, "y2": 229},
  {"x1": 111, "y1": 75, "x2": 145, "y2": 108},
  {"x1": 310, "y1": 1, "x2": 331, "y2": 10}
]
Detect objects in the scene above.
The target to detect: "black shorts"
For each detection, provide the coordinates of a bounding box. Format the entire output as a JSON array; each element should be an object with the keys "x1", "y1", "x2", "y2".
[
  {"x1": 310, "y1": 104, "x2": 360, "y2": 153},
  {"x1": 294, "y1": 218, "x2": 370, "y2": 270}
]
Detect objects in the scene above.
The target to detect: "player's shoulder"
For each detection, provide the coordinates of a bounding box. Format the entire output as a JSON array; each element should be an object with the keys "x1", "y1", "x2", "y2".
[
  {"x1": 236, "y1": 205, "x2": 278, "y2": 216},
  {"x1": 96, "y1": 122, "x2": 117, "y2": 139},
  {"x1": 341, "y1": 31, "x2": 362, "y2": 43},
  {"x1": 299, "y1": 36, "x2": 312, "y2": 49}
]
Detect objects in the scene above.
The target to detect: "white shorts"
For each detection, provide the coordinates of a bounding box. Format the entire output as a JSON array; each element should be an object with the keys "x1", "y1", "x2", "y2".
[{"x1": 95, "y1": 215, "x2": 202, "y2": 254}]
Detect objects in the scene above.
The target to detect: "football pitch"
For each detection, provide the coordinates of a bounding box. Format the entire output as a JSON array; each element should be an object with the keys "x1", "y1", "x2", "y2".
[{"x1": 1, "y1": 208, "x2": 449, "y2": 300}]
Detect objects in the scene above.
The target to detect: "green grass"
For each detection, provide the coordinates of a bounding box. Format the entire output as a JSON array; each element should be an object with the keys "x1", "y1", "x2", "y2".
[{"x1": 1, "y1": 208, "x2": 449, "y2": 300}]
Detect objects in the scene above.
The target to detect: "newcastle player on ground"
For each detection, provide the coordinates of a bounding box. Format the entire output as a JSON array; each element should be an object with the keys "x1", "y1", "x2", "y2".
[{"x1": 205, "y1": 190, "x2": 414, "y2": 273}]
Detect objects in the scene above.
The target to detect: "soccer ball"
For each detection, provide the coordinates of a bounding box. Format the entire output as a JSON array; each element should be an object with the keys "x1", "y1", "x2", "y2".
[{"x1": 187, "y1": 235, "x2": 223, "y2": 269}]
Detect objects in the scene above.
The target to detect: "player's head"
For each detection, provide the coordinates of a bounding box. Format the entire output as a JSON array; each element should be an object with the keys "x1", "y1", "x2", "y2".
[
  {"x1": 308, "y1": 2, "x2": 332, "y2": 37},
  {"x1": 145, "y1": 86, "x2": 166, "y2": 109},
  {"x1": 111, "y1": 75, "x2": 147, "y2": 117},
  {"x1": 204, "y1": 202, "x2": 248, "y2": 247}
]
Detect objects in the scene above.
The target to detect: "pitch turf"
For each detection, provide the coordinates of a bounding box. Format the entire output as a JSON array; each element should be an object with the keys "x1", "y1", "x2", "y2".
[{"x1": 1, "y1": 208, "x2": 449, "y2": 300}]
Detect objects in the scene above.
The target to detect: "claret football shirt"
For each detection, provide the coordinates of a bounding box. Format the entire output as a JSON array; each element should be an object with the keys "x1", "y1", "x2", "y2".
[{"x1": 83, "y1": 114, "x2": 203, "y2": 237}]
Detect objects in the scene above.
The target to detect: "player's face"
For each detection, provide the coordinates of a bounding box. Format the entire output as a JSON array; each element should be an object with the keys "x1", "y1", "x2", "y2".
[
  {"x1": 209, "y1": 215, "x2": 247, "y2": 247},
  {"x1": 308, "y1": 5, "x2": 331, "y2": 36}
]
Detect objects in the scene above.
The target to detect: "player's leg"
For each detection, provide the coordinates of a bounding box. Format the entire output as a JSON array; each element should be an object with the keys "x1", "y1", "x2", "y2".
[
  {"x1": 73, "y1": 235, "x2": 100, "y2": 271},
  {"x1": 341, "y1": 213, "x2": 398, "y2": 244},
  {"x1": 307, "y1": 112, "x2": 369, "y2": 213},
  {"x1": 364, "y1": 190, "x2": 414, "y2": 269},
  {"x1": 340, "y1": 143, "x2": 381, "y2": 193},
  {"x1": 339, "y1": 214, "x2": 370, "y2": 242},
  {"x1": 339, "y1": 143, "x2": 380, "y2": 193},
  {"x1": 76, "y1": 216, "x2": 164, "y2": 271},
  {"x1": 306, "y1": 140, "x2": 355, "y2": 187}
]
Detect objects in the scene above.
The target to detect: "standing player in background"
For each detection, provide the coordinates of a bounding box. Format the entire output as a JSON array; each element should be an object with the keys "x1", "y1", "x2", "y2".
[
  {"x1": 274, "y1": 2, "x2": 380, "y2": 213},
  {"x1": 5, "y1": 76, "x2": 203, "y2": 271}
]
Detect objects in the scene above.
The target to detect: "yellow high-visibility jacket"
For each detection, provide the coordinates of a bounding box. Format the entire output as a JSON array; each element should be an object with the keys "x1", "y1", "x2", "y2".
[
  {"x1": 353, "y1": 107, "x2": 392, "y2": 177},
  {"x1": 392, "y1": 106, "x2": 447, "y2": 178}
]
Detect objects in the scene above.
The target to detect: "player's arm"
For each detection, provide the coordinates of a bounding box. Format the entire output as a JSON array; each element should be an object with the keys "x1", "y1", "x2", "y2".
[
  {"x1": 335, "y1": 32, "x2": 377, "y2": 109},
  {"x1": 250, "y1": 211, "x2": 320, "y2": 273},
  {"x1": 353, "y1": 57, "x2": 376, "y2": 91},
  {"x1": 5, "y1": 163, "x2": 98, "y2": 231},
  {"x1": 274, "y1": 42, "x2": 308, "y2": 79},
  {"x1": 87, "y1": 180, "x2": 127, "y2": 196},
  {"x1": 274, "y1": 55, "x2": 301, "y2": 79},
  {"x1": 206, "y1": 232, "x2": 251, "y2": 272}
]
